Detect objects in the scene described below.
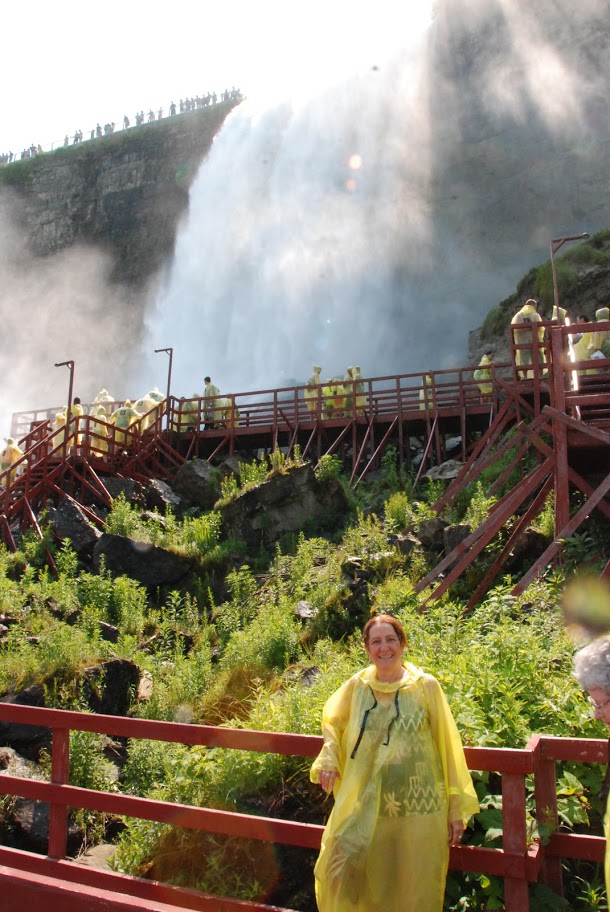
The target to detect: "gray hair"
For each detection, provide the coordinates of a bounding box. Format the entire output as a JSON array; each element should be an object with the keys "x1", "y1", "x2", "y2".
[{"x1": 573, "y1": 636, "x2": 610, "y2": 692}]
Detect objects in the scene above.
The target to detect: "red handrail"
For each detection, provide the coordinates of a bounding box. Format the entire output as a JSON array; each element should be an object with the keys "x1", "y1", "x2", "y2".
[{"x1": 0, "y1": 702, "x2": 605, "y2": 910}]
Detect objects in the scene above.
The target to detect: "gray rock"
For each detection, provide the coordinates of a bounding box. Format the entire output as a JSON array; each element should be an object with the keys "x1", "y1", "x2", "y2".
[
  {"x1": 393, "y1": 533, "x2": 421, "y2": 557},
  {"x1": 424, "y1": 459, "x2": 464, "y2": 482},
  {"x1": 415, "y1": 518, "x2": 449, "y2": 551},
  {"x1": 294, "y1": 600, "x2": 316, "y2": 619},
  {"x1": 220, "y1": 464, "x2": 348, "y2": 549},
  {"x1": 45, "y1": 498, "x2": 102, "y2": 556},
  {"x1": 173, "y1": 459, "x2": 222, "y2": 510},
  {"x1": 92, "y1": 533, "x2": 194, "y2": 587},
  {"x1": 143, "y1": 479, "x2": 182, "y2": 512},
  {"x1": 74, "y1": 844, "x2": 116, "y2": 869}
]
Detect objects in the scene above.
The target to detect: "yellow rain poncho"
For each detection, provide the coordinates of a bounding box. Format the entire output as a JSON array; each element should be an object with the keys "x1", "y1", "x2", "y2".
[
  {"x1": 419, "y1": 375, "x2": 433, "y2": 410},
  {"x1": 511, "y1": 300, "x2": 546, "y2": 379},
  {"x1": 592, "y1": 307, "x2": 610, "y2": 358},
  {"x1": 310, "y1": 663, "x2": 479, "y2": 912},
  {"x1": 473, "y1": 354, "x2": 493, "y2": 395},
  {"x1": 305, "y1": 366, "x2": 322, "y2": 415}
]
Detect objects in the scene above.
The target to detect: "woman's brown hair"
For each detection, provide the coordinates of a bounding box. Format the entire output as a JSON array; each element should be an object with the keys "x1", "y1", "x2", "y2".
[{"x1": 363, "y1": 614, "x2": 407, "y2": 647}]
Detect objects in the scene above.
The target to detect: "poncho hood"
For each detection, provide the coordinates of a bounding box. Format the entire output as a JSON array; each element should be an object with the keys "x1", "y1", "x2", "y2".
[{"x1": 358, "y1": 662, "x2": 424, "y2": 694}]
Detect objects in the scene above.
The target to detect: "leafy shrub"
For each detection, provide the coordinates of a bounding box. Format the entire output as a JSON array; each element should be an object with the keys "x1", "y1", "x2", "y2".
[{"x1": 315, "y1": 454, "x2": 343, "y2": 483}]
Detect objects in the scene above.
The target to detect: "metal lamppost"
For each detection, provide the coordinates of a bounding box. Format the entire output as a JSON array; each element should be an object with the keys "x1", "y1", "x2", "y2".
[
  {"x1": 154, "y1": 347, "x2": 173, "y2": 430},
  {"x1": 550, "y1": 233, "x2": 589, "y2": 315},
  {"x1": 54, "y1": 360, "x2": 74, "y2": 452}
]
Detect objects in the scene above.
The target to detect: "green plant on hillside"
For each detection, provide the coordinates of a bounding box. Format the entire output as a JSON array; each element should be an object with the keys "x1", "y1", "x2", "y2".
[
  {"x1": 315, "y1": 453, "x2": 343, "y2": 483},
  {"x1": 535, "y1": 259, "x2": 578, "y2": 311},
  {"x1": 105, "y1": 493, "x2": 147, "y2": 539},
  {"x1": 463, "y1": 481, "x2": 497, "y2": 530}
]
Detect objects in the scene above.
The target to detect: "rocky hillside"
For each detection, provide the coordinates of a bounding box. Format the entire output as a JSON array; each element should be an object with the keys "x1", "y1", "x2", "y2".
[
  {"x1": 0, "y1": 102, "x2": 236, "y2": 285},
  {"x1": 468, "y1": 230, "x2": 610, "y2": 364}
]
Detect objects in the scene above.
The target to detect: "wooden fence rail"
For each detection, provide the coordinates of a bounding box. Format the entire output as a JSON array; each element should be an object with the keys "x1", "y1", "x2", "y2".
[{"x1": 0, "y1": 703, "x2": 607, "y2": 911}]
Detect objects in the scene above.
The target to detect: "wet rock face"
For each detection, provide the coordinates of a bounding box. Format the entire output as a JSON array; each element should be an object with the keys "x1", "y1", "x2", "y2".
[
  {"x1": 92, "y1": 533, "x2": 194, "y2": 588},
  {"x1": 1, "y1": 103, "x2": 235, "y2": 286},
  {"x1": 45, "y1": 498, "x2": 102, "y2": 557},
  {"x1": 219, "y1": 464, "x2": 349, "y2": 549},
  {"x1": 172, "y1": 459, "x2": 222, "y2": 511}
]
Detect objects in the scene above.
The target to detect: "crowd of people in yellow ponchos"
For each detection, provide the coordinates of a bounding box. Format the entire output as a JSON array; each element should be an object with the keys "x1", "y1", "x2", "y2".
[
  {"x1": 471, "y1": 300, "x2": 610, "y2": 391},
  {"x1": 510, "y1": 300, "x2": 610, "y2": 381},
  {"x1": 304, "y1": 366, "x2": 367, "y2": 419},
  {"x1": 3, "y1": 306, "x2": 608, "y2": 485}
]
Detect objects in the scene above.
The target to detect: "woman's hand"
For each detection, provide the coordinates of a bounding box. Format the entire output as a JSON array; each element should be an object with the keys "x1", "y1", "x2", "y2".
[
  {"x1": 318, "y1": 769, "x2": 340, "y2": 794},
  {"x1": 448, "y1": 820, "x2": 464, "y2": 846}
]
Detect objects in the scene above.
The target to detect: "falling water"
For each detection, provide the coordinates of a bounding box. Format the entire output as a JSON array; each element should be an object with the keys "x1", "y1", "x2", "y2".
[
  {"x1": 141, "y1": 6, "x2": 441, "y2": 397},
  {"x1": 139, "y1": 0, "x2": 610, "y2": 399}
]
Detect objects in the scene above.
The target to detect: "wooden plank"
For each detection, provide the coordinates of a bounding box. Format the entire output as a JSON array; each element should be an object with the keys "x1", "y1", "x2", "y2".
[{"x1": 513, "y1": 467, "x2": 610, "y2": 594}]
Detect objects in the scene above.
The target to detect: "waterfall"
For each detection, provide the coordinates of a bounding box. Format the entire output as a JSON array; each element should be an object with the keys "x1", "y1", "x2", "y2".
[
  {"x1": 140, "y1": 8, "x2": 439, "y2": 398},
  {"x1": 137, "y1": 0, "x2": 609, "y2": 401}
]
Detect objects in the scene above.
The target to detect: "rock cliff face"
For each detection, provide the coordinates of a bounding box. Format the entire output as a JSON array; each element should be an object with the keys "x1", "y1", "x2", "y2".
[{"x1": 0, "y1": 102, "x2": 235, "y2": 285}]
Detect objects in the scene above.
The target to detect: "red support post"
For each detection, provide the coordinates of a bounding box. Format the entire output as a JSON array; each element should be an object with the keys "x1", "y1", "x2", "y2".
[
  {"x1": 48, "y1": 726, "x2": 70, "y2": 859},
  {"x1": 502, "y1": 772, "x2": 529, "y2": 911},
  {"x1": 550, "y1": 327, "x2": 570, "y2": 536},
  {"x1": 528, "y1": 734, "x2": 563, "y2": 896}
]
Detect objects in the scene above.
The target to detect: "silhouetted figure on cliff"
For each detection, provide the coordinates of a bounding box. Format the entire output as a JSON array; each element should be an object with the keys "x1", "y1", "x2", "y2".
[
  {"x1": 169, "y1": 101, "x2": 176, "y2": 116},
  {"x1": 123, "y1": 115, "x2": 130, "y2": 129}
]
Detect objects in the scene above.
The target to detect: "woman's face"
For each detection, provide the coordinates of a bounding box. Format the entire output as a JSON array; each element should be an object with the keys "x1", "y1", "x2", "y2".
[
  {"x1": 588, "y1": 688, "x2": 610, "y2": 726},
  {"x1": 365, "y1": 621, "x2": 405, "y2": 681}
]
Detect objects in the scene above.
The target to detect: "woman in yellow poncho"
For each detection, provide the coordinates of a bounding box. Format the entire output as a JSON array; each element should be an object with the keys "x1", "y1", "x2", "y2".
[{"x1": 311, "y1": 614, "x2": 479, "y2": 912}]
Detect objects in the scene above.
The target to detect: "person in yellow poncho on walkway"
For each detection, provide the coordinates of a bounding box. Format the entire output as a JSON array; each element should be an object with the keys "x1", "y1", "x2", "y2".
[
  {"x1": 511, "y1": 298, "x2": 546, "y2": 379},
  {"x1": 311, "y1": 614, "x2": 479, "y2": 912},
  {"x1": 473, "y1": 351, "x2": 494, "y2": 396}
]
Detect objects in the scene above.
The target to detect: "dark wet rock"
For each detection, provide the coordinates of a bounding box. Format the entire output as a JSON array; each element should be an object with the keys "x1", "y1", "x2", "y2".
[
  {"x1": 143, "y1": 479, "x2": 182, "y2": 512},
  {"x1": 5, "y1": 798, "x2": 83, "y2": 855},
  {"x1": 415, "y1": 518, "x2": 449, "y2": 552},
  {"x1": 80, "y1": 658, "x2": 141, "y2": 717},
  {"x1": 0, "y1": 685, "x2": 50, "y2": 759},
  {"x1": 45, "y1": 498, "x2": 102, "y2": 556},
  {"x1": 92, "y1": 533, "x2": 193, "y2": 588},
  {"x1": 220, "y1": 464, "x2": 348, "y2": 549},
  {"x1": 99, "y1": 621, "x2": 120, "y2": 643},
  {"x1": 443, "y1": 524, "x2": 472, "y2": 555},
  {"x1": 104, "y1": 477, "x2": 145, "y2": 505},
  {"x1": 172, "y1": 459, "x2": 222, "y2": 510}
]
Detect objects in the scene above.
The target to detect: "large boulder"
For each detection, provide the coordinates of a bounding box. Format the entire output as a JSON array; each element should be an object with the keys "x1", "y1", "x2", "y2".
[
  {"x1": 3, "y1": 798, "x2": 83, "y2": 855},
  {"x1": 0, "y1": 685, "x2": 50, "y2": 759},
  {"x1": 220, "y1": 464, "x2": 349, "y2": 548},
  {"x1": 45, "y1": 498, "x2": 102, "y2": 557},
  {"x1": 92, "y1": 533, "x2": 194, "y2": 587},
  {"x1": 172, "y1": 459, "x2": 222, "y2": 510},
  {"x1": 80, "y1": 658, "x2": 141, "y2": 716},
  {"x1": 104, "y1": 477, "x2": 145, "y2": 505},
  {"x1": 143, "y1": 479, "x2": 182, "y2": 513}
]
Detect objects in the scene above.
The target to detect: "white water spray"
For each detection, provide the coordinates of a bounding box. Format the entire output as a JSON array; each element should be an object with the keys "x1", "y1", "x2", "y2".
[
  {"x1": 138, "y1": 0, "x2": 609, "y2": 399},
  {"x1": 141, "y1": 6, "x2": 437, "y2": 396}
]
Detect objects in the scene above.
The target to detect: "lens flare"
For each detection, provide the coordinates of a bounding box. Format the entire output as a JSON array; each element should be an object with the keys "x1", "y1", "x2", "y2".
[{"x1": 348, "y1": 154, "x2": 363, "y2": 170}]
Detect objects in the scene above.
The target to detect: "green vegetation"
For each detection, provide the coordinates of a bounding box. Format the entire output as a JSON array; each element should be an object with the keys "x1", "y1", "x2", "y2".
[
  {"x1": 480, "y1": 229, "x2": 610, "y2": 342},
  {"x1": 0, "y1": 459, "x2": 609, "y2": 910}
]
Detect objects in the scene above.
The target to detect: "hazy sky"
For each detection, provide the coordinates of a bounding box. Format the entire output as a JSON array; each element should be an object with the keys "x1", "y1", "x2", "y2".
[{"x1": 1, "y1": 0, "x2": 433, "y2": 154}]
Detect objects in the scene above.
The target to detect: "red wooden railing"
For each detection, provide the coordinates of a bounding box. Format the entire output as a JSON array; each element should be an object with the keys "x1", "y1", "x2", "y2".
[{"x1": 0, "y1": 702, "x2": 606, "y2": 911}]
